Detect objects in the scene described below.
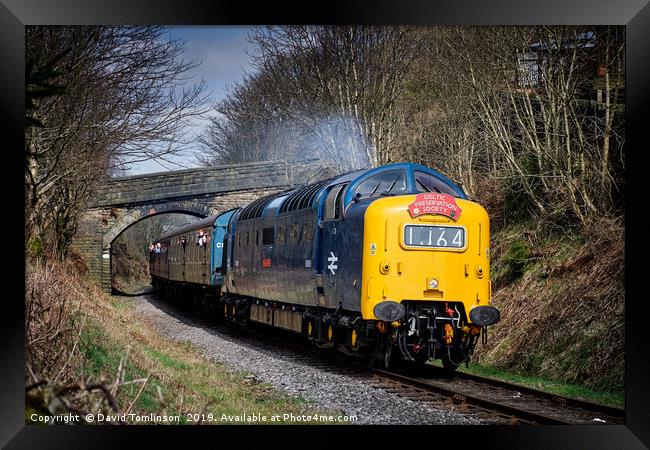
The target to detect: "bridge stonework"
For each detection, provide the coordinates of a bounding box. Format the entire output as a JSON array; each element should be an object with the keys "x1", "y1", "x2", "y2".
[{"x1": 73, "y1": 159, "x2": 335, "y2": 292}]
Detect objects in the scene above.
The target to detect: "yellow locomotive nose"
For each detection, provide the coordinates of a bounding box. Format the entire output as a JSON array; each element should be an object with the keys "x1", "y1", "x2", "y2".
[{"x1": 360, "y1": 195, "x2": 491, "y2": 323}]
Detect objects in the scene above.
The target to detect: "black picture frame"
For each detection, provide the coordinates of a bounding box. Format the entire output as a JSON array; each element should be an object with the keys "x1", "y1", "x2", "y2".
[{"x1": 2, "y1": 0, "x2": 648, "y2": 447}]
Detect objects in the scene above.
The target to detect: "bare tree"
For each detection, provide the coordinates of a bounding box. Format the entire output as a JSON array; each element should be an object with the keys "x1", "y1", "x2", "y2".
[
  {"x1": 197, "y1": 70, "x2": 309, "y2": 165},
  {"x1": 200, "y1": 26, "x2": 421, "y2": 172},
  {"x1": 25, "y1": 26, "x2": 210, "y2": 258},
  {"x1": 398, "y1": 26, "x2": 624, "y2": 224}
]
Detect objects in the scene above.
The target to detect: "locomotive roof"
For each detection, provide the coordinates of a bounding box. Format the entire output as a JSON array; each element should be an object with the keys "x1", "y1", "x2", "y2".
[
  {"x1": 235, "y1": 163, "x2": 464, "y2": 222},
  {"x1": 154, "y1": 214, "x2": 218, "y2": 242},
  {"x1": 154, "y1": 163, "x2": 465, "y2": 234}
]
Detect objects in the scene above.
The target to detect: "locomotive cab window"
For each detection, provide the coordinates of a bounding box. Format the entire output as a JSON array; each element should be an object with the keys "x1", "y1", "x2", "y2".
[
  {"x1": 354, "y1": 170, "x2": 407, "y2": 200},
  {"x1": 262, "y1": 227, "x2": 275, "y2": 245},
  {"x1": 324, "y1": 184, "x2": 347, "y2": 220},
  {"x1": 414, "y1": 170, "x2": 459, "y2": 197}
]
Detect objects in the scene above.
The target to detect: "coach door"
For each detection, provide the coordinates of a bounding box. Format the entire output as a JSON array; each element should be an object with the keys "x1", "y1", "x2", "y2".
[
  {"x1": 319, "y1": 183, "x2": 347, "y2": 309},
  {"x1": 211, "y1": 209, "x2": 237, "y2": 286}
]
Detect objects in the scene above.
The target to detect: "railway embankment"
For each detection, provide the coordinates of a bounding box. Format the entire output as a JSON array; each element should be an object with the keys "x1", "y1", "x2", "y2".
[
  {"x1": 472, "y1": 216, "x2": 624, "y2": 405},
  {"x1": 25, "y1": 260, "x2": 338, "y2": 424}
]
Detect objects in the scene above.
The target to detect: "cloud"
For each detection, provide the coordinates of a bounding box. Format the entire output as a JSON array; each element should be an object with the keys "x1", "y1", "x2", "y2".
[
  {"x1": 127, "y1": 27, "x2": 256, "y2": 175},
  {"x1": 171, "y1": 26, "x2": 256, "y2": 102}
]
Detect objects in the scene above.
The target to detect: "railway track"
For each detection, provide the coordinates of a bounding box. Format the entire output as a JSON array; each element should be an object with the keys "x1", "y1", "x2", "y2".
[
  {"x1": 368, "y1": 367, "x2": 624, "y2": 425},
  {"x1": 218, "y1": 319, "x2": 624, "y2": 425},
  {"x1": 143, "y1": 293, "x2": 625, "y2": 425}
]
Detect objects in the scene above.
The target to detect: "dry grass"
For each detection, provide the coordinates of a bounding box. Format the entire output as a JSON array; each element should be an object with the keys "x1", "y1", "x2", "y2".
[
  {"x1": 25, "y1": 259, "x2": 334, "y2": 424},
  {"x1": 25, "y1": 259, "x2": 122, "y2": 421},
  {"x1": 111, "y1": 242, "x2": 151, "y2": 293},
  {"x1": 474, "y1": 216, "x2": 624, "y2": 393}
]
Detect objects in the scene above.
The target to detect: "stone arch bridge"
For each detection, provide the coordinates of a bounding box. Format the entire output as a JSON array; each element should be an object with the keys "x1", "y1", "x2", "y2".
[{"x1": 74, "y1": 159, "x2": 335, "y2": 292}]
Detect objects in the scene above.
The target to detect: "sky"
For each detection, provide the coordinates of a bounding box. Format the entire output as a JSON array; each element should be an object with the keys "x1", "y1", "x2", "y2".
[{"x1": 125, "y1": 26, "x2": 256, "y2": 175}]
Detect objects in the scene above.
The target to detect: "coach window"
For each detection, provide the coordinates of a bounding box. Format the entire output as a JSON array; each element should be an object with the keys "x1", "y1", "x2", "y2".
[
  {"x1": 262, "y1": 227, "x2": 275, "y2": 245},
  {"x1": 324, "y1": 184, "x2": 346, "y2": 220},
  {"x1": 414, "y1": 170, "x2": 459, "y2": 197},
  {"x1": 354, "y1": 170, "x2": 406, "y2": 200}
]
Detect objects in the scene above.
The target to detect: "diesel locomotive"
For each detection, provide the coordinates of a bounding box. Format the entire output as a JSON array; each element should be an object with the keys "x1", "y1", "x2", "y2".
[{"x1": 150, "y1": 163, "x2": 500, "y2": 370}]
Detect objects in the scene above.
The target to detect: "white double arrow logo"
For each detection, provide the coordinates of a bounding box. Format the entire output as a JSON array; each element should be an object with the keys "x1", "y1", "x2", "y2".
[{"x1": 327, "y1": 252, "x2": 338, "y2": 275}]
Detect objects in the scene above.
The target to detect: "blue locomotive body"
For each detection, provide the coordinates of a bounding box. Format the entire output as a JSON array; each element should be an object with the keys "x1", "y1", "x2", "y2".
[{"x1": 150, "y1": 163, "x2": 499, "y2": 370}]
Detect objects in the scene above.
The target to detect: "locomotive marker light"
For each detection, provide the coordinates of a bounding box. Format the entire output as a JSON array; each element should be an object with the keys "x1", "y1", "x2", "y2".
[{"x1": 428, "y1": 278, "x2": 439, "y2": 289}]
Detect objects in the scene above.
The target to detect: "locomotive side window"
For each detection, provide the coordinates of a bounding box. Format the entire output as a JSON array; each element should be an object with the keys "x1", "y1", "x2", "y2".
[
  {"x1": 414, "y1": 170, "x2": 459, "y2": 197},
  {"x1": 262, "y1": 227, "x2": 275, "y2": 245},
  {"x1": 278, "y1": 226, "x2": 286, "y2": 245},
  {"x1": 303, "y1": 222, "x2": 313, "y2": 241},
  {"x1": 290, "y1": 223, "x2": 300, "y2": 242},
  {"x1": 354, "y1": 170, "x2": 406, "y2": 199},
  {"x1": 256, "y1": 229, "x2": 259, "y2": 246},
  {"x1": 324, "y1": 184, "x2": 346, "y2": 220}
]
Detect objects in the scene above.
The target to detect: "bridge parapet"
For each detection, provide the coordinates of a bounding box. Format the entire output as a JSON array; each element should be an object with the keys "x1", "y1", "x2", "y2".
[{"x1": 89, "y1": 159, "x2": 330, "y2": 208}]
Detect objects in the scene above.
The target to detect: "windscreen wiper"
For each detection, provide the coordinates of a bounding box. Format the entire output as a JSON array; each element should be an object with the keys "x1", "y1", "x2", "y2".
[
  {"x1": 417, "y1": 179, "x2": 441, "y2": 193},
  {"x1": 368, "y1": 182, "x2": 382, "y2": 197},
  {"x1": 379, "y1": 176, "x2": 401, "y2": 196}
]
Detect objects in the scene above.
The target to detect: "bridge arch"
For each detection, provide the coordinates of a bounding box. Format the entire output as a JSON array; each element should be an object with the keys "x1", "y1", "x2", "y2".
[
  {"x1": 73, "y1": 159, "x2": 336, "y2": 293},
  {"x1": 102, "y1": 200, "x2": 212, "y2": 249},
  {"x1": 103, "y1": 200, "x2": 212, "y2": 294}
]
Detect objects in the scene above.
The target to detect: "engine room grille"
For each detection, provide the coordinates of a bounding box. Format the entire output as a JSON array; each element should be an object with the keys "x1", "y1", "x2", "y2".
[{"x1": 279, "y1": 178, "x2": 332, "y2": 214}]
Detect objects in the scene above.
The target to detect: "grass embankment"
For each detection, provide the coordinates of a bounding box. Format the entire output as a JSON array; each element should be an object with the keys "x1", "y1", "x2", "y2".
[
  {"x1": 111, "y1": 242, "x2": 151, "y2": 294},
  {"x1": 470, "y1": 216, "x2": 625, "y2": 408},
  {"x1": 430, "y1": 360, "x2": 622, "y2": 408},
  {"x1": 26, "y1": 260, "x2": 335, "y2": 424}
]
